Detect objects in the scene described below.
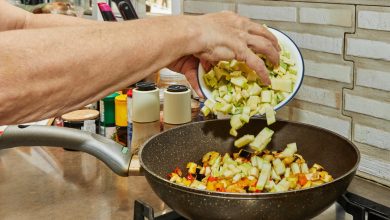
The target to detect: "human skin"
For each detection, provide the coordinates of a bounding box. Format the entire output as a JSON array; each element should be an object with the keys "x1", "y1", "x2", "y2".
[{"x1": 0, "y1": 0, "x2": 279, "y2": 125}]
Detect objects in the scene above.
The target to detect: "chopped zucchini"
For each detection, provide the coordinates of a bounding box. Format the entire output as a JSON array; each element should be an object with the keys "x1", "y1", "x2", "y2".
[
  {"x1": 261, "y1": 90, "x2": 272, "y2": 103},
  {"x1": 265, "y1": 105, "x2": 276, "y2": 125},
  {"x1": 240, "y1": 114, "x2": 250, "y2": 123},
  {"x1": 271, "y1": 78, "x2": 293, "y2": 92},
  {"x1": 229, "y1": 128, "x2": 238, "y2": 137},
  {"x1": 201, "y1": 106, "x2": 211, "y2": 116},
  {"x1": 204, "y1": 99, "x2": 215, "y2": 109},
  {"x1": 249, "y1": 127, "x2": 274, "y2": 152},
  {"x1": 248, "y1": 83, "x2": 262, "y2": 96},
  {"x1": 234, "y1": 134, "x2": 255, "y2": 148},
  {"x1": 272, "y1": 158, "x2": 286, "y2": 176},
  {"x1": 230, "y1": 76, "x2": 248, "y2": 87},
  {"x1": 247, "y1": 96, "x2": 260, "y2": 111},
  {"x1": 218, "y1": 85, "x2": 228, "y2": 97},
  {"x1": 230, "y1": 114, "x2": 243, "y2": 130},
  {"x1": 256, "y1": 162, "x2": 271, "y2": 190},
  {"x1": 277, "y1": 143, "x2": 297, "y2": 158}
]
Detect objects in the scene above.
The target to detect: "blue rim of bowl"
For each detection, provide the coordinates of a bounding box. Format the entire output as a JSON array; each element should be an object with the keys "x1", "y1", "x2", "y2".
[{"x1": 196, "y1": 27, "x2": 305, "y2": 112}]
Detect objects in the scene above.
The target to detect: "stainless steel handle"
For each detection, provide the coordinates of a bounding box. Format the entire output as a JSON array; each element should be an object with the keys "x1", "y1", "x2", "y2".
[{"x1": 0, "y1": 125, "x2": 131, "y2": 176}]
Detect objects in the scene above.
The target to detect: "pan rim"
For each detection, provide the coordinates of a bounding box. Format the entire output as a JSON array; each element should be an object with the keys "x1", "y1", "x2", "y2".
[{"x1": 139, "y1": 119, "x2": 360, "y2": 198}]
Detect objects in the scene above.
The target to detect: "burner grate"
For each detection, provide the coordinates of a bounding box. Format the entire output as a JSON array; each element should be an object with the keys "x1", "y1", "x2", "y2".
[
  {"x1": 133, "y1": 200, "x2": 186, "y2": 220},
  {"x1": 337, "y1": 192, "x2": 390, "y2": 220}
]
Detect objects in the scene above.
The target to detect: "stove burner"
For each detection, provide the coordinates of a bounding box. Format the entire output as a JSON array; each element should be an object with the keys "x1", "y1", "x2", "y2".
[
  {"x1": 133, "y1": 200, "x2": 186, "y2": 220},
  {"x1": 337, "y1": 192, "x2": 390, "y2": 220},
  {"x1": 134, "y1": 191, "x2": 390, "y2": 220}
]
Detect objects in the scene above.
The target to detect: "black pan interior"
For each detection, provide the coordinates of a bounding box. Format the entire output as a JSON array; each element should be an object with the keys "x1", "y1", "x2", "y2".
[{"x1": 141, "y1": 119, "x2": 359, "y2": 187}]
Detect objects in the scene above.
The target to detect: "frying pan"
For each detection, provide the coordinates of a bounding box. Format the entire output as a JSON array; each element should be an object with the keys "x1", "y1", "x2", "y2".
[{"x1": 0, "y1": 119, "x2": 359, "y2": 219}]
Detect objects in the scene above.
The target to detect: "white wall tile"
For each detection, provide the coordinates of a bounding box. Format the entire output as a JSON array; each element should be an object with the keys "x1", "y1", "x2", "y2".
[
  {"x1": 355, "y1": 123, "x2": 390, "y2": 150},
  {"x1": 183, "y1": 1, "x2": 235, "y2": 14},
  {"x1": 283, "y1": 107, "x2": 351, "y2": 138},
  {"x1": 305, "y1": 59, "x2": 352, "y2": 83},
  {"x1": 300, "y1": 7, "x2": 353, "y2": 27},
  {"x1": 347, "y1": 38, "x2": 390, "y2": 61},
  {"x1": 238, "y1": 4, "x2": 297, "y2": 22},
  {"x1": 285, "y1": 31, "x2": 343, "y2": 54},
  {"x1": 358, "y1": 10, "x2": 390, "y2": 31},
  {"x1": 359, "y1": 154, "x2": 390, "y2": 182},
  {"x1": 295, "y1": 84, "x2": 339, "y2": 108},
  {"x1": 356, "y1": 68, "x2": 390, "y2": 91},
  {"x1": 345, "y1": 93, "x2": 390, "y2": 120}
]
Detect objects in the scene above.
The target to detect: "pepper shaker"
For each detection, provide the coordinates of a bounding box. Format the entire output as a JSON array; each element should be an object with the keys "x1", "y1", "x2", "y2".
[
  {"x1": 132, "y1": 82, "x2": 160, "y2": 123},
  {"x1": 163, "y1": 85, "x2": 191, "y2": 125}
]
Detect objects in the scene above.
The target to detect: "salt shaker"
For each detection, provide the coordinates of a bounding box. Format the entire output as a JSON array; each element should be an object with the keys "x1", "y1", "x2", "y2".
[
  {"x1": 132, "y1": 82, "x2": 160, "y2": 123},
  {"x1": 163, "y1": 85, "x2": 191, "y2": 125}
]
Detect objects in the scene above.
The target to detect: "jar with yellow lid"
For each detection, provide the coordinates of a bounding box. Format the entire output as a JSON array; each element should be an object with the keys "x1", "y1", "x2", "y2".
[{"x1": 114, "y1": 94, "x2": 127, "y2": 146}]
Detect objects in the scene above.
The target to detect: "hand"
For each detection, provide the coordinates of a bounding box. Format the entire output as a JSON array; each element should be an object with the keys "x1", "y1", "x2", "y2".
[
  {"x1": 192, "y1": 11, "x2": 280, "y2": 85},
  {"x1": 167, "y1": 55, "x2": 204, "y2": 97}
]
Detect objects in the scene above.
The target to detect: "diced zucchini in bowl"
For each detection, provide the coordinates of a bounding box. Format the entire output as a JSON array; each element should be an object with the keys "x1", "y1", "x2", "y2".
[{"x1": 197, "y1": 27, "x2": 304, "y2": 135}]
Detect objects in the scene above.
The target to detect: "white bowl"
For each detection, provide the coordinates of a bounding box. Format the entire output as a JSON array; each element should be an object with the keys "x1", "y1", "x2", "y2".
[{"x1": 197, "y1": 27, "x2": 304, "y2": 111}]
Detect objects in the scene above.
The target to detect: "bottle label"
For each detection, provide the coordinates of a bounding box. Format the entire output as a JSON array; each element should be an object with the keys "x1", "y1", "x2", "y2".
[
  {"x1": 99, "y1": 125, "x2": 105, "y2": 136},
  {"x1": 105, "y1": 126, "x2": 116, "y2": 140},
  {"x1": 82, "y1": 120, "x2": 96, "y2": 134},
  {"x1": 100, "y1": 100, "x2": 105, "y2": 123},
  {"x1": 127, "y1": 123, "x2": 133, "y2": 148},
  {"x1": 127, "y1": 99, "x2": 132, "y2": 122}
]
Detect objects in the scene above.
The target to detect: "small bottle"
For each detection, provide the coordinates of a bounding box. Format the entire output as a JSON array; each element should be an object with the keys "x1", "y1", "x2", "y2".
[
  {"x1": 127, "y1": 89, "x2": 133, "y2": 149},
  {"x1": 115, "y1": 94, "x2": 127, "y2": 147},
  {"x1": 99, "y1": 92, "x2": 119, "y2": 139}
]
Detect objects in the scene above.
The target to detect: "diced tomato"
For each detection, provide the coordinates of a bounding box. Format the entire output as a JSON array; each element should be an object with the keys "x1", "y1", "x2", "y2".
[
  {"x1": 208, "y1": 176, "x2": 218, "y2": 182},
  {"x1": 216, "y1": 186, "x2": 226, "y2": 192},
  {"x1": 186, "y1": 174, "x2": 194, "y2": 181},
  {"x1": 174, "y1": 167, "x2": 182, "y2": 176},
  {"x1": 215, "y1": 182, "x2": 225, "y2": 192},
  {"x1": 255, "y1": 189, "x2": 261, "y2": 193},
  {"x1": 298, "y1": 173, "x2": 308, "y2": 186}
]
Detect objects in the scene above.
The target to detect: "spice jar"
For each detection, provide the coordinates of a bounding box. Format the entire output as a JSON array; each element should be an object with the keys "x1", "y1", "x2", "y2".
[
  {"x1": 132, "y1": 82, "x2": 160, "y2": 123},
  {"x1": 62, "y1": 109, "x2": 99, "y2": 151},
  {"x1": 163, "y1": 85, "x2": 191, "y2": 125},
  {"x1": 62, "y1": 109, "x2": 100, "y2": 134}
]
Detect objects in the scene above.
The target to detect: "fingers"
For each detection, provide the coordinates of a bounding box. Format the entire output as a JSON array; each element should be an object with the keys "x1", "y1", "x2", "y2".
[
  {"x1": 200, "y1": 59, "x2": 213, "y2": 72},
  {"x1": 183, "y1": 67, "x2": 204, "y2": 98},
  {"x1": 227, "y1": 12, "x2": 280, "y2": 52},
  {"x1": 247, "y1": 23, "x2": 281, "y2": 52},
  {"x1": 242, "y1": 49, "x2": 271, "y2": 85},
  {"x1": 246, "y1": 35, "x2": 279, "y2": 67}
]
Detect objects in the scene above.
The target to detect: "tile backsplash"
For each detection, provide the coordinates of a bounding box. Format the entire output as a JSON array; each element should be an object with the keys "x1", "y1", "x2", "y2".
[{"x1": 183, "y1": 0, "x2": 390, "y2": 186}]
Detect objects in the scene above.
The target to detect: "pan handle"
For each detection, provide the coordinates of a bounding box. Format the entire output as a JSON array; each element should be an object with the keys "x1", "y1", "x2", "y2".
[{"x1": 0, "y1": 125, "x2": 131, "y2": 177}]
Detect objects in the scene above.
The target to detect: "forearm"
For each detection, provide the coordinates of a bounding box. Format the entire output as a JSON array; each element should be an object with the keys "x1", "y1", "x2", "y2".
[{"x1": 0, "y1": 16, "x2": 200, "y2": 125}]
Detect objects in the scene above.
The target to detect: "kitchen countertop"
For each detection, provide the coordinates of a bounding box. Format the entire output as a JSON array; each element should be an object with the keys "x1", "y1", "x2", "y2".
[{"x1": 0, "y1": 123, "x2": 389, "y2": 219}]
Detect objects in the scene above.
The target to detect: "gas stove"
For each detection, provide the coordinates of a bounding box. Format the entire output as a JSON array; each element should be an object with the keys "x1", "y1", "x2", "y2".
[{"x1": 133, "y1": 190, "x2": 390, "y2": 220}]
